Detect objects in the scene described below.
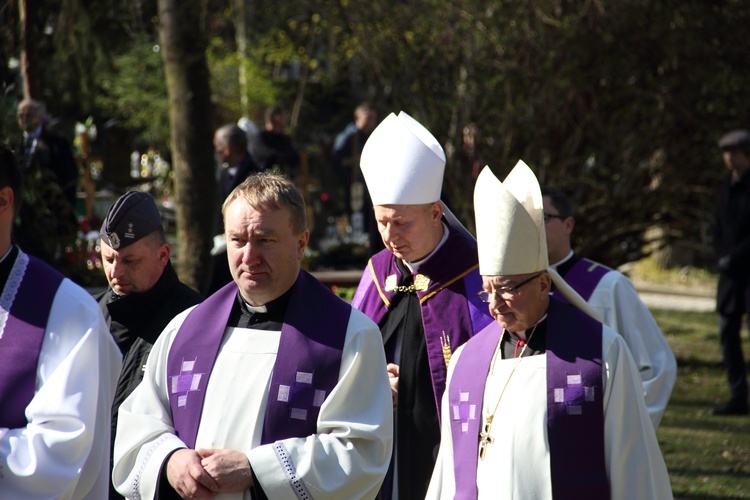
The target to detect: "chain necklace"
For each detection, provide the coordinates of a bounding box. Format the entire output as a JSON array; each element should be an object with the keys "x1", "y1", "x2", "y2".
[{"x1": 478, "y1": 324, "x2": 538, "y2": 461}]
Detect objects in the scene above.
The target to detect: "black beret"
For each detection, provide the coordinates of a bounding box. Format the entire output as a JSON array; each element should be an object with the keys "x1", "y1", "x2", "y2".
[
  {"x1": 100, "y1": 191, "x2": 162, "y2": 250},
  {"x1": 718, "y1": 129, "x2": 750, "y2": 151}
]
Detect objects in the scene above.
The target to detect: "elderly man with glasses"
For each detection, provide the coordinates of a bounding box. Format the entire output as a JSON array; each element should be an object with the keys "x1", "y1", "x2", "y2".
[
  {"x1": 541, "y1": 186, "x2": 676, "y2": 429},
  {"x1": 427, "y1": 162, "x2": 672, "y2": 500}
]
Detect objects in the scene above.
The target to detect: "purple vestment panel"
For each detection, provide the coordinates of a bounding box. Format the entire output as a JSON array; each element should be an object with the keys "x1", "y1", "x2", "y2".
[
  {"x1": 447, "y1": 321, "x2": 502, "y2": 500},
  {"x1": 0, "y1": 253, "x2": 64, "y2": 428},
  {"x1": 447, "y1": 297, "x2": 608, "y2": 499},
  {"x1": 546, "y1": 298, "x2": 609, "y2": 499},
  {"x1": 167, "y1": 270, "x2": 350, "y2": 449},
  {"x1": 553, "y1": 258, "x2": 610, "y2": 303}
]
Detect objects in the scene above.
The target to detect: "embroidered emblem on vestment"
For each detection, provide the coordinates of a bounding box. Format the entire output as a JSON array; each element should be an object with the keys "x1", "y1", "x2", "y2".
[
  {"x1": 170, "y1": 358, "x2": 204, "y2": 408},
  {"x1": 451, "y1": 391, "x2": 477, "y2": 433},
  {"x1": 278, "y1": 371, "x2": 326, "y2": 421},
  {"x1": 552, "y1": 373, "x2": 596, "y2": 415}
]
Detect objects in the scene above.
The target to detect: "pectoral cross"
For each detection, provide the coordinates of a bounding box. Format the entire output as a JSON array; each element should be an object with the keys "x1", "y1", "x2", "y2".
[{"x1": 478, "y1": 417, "x2": 494, "y2": 460}]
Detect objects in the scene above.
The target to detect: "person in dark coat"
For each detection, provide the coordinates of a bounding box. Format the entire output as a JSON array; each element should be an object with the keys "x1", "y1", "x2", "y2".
[
  {"x1": 95, "y1": 191, "x2": 203, "y2": 499},
  {"x1": 250, "y1": 105, "x2": 300, "y2": 178},
  {"x1": 713, "y1": 129, "x2": 750, "y2": 416},
  {"x1": 15, "y1": 99, "x2": 79, "y2": 271},
  {"x1": 207, "y1": 124, "x2": 264, "y2": 296}
]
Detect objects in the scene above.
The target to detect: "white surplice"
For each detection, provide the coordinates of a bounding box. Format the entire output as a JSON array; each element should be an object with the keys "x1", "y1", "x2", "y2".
[
  {"x1": 426, "y1": 324, "x2": 673, "y2": 500},
  {"x1": 553, "y1": 252, "x2": 677, "y2": 429},
  {"x1": 113, "y1": 306, "x2": 393, "y2": 500},
  {"x1": 0, "y1": 266, "x2": 122, "y2": 499}
]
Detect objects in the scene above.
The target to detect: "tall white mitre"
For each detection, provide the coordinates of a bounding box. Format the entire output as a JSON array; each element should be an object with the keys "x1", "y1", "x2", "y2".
[
  {"x1": 474, "y1": 161, "x2": 602, "y2": 321},
  {"x1": 360, "y1": 111, "x2": 445, "y2": 205},
  {"x1": 360, "y1": 110, "x2": 471, "y2": 237}
]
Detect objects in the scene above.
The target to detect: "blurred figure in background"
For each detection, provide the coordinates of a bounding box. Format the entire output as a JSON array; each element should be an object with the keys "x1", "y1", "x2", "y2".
[{"x1": 712, "y1": 129, "x2": 750, "y2": 416}]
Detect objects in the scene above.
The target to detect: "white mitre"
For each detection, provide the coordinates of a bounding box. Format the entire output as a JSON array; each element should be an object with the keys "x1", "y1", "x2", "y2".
[
  {"x1": 474, "y1": 161, "x2": 602, "y2": 322},
  {"x1": 360, "y1": 111, "x2": 445, "y2": 205},
  {"x1": 360, "y1": 110, "x2": 472, "y2": 238}
]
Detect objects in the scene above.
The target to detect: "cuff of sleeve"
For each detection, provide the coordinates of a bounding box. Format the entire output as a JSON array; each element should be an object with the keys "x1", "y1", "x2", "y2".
[
  {"x1": 248, "y1": 441, "x2": 291, "y2": 498},
  {"x1": 128, "y1": 436, "x2": 186, "y2": 500}
]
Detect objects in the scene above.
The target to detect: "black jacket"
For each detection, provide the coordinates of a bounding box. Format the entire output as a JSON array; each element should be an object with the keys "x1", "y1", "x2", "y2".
[
  {"x1": 715, "y1": 169, "x2": 750, "y2": 315},
  {"x1": 97, "y1": 261, "x2": 202, "y2": 499}
]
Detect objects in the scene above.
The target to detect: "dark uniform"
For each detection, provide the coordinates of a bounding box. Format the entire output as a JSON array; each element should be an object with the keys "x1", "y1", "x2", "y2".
[{"x1": 97, "y1": 261, "x2": 202, "y2": 499}]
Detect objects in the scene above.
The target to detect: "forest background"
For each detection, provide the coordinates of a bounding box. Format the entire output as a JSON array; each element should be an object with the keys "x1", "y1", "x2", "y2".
[{"x1": 1, "y1": 0, "x2": 748, "y2": 291}]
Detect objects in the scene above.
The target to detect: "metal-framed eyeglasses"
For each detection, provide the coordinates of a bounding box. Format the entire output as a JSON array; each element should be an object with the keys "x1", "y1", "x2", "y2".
[{"x1": 476, "y1": 272, "x2": 545, "y2": 303}]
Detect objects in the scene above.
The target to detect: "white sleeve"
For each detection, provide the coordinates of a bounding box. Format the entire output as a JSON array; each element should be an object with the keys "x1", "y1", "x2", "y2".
[
  {"x1": 112, "y1": 309, "x2": 192, "y2": 500},
  {"x1": 602, "y1": 328, "x2": 673, "y2": 500},
  {"x1": 590, "y1": 271, "x2": 677, "y2": 429},
  {"x1": 425, "y1": 344, "x2": 463, "y2": 500},
  {"x1": 248, "y1": 308, "x2": 393, "y2": 499},
  {"x1": 0, "y1": 279, "x2": 122, "y2": 500}
]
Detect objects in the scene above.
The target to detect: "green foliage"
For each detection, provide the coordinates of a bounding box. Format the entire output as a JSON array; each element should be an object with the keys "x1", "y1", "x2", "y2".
[
  {"x1": 8, "y1": 0, "x2": 750, "y2": 272},
  {"x1": 207, "y1": 37, "x2": 279, "y2": 124},
  {"x1": 96, "y1": 36, "x2": 170, "y2": 150}
]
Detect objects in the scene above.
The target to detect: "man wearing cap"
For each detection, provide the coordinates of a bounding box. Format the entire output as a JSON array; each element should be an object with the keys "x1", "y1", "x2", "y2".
[
  {"x1": 427, "y1": 162, "x2": 672, "y2": 499},
  {"x1": 542, "y1": 186, "x2": 677, "y2": 429},
  {"x1": 351, "y1": 111, "x2": 493, "y2": 499},
  {"x1": 113, "y1": 174, "x2": 392, "y2": 499},
  {"x1": 96, "y1": 190, "x2": 203, "y2": 499},
  {"x1": 713, "y1": 129, "x2": 750, "y2": 415},
  {"x1": 0, "y1": 143, "x2": 122, "y2": 499}
]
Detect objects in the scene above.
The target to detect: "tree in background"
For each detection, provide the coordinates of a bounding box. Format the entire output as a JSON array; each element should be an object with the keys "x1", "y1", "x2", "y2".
[
  {"x1": 2, "y1": 0, "x2": 750, "y2": 277},
  {"x1": 157, "y1": 0, "x2": 215, "y2": 290}
]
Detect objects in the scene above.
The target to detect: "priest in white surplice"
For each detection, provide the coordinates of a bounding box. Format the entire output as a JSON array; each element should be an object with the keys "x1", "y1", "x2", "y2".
[
  {"x1": 113, "y1": 173, "x2": 392, "y2": 499},
  {"x1": 542, "y1": 186, "x2": 676, "y2": 429},
  {"x1": 426, "y1": 162, "x2": 672, "y2": 499},
  {"x1": 0, "y1": 144, "x2": 122, "y2": 500}
]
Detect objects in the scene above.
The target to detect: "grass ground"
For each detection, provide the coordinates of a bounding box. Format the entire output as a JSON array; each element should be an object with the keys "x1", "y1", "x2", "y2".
[{"x1": 654, "y1": 308, "x2": 750, "y2": 499}]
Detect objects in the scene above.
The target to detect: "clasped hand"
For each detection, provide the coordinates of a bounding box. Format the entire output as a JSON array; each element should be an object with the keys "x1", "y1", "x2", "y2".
[{"x1": 167, "y1": 448, "x2": 253, "y2": 499}]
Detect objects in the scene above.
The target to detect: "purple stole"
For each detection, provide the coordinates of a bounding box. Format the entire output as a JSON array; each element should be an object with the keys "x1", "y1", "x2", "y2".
[
  {"x1": 553, "y1": 258, "x2": 610, "y2": 302},
  {"x1": 0, "y1": 251, "x2": 64, "y2": 428},
  {"x1": 167, "y1": 270, "x2": 351, "y2": 448},
  {"x1": 448, "y1": 297, "x2": 609, "y2": 499},
  {"x1": 351, "y1": 228, "x2": 493, "y2": 414}
]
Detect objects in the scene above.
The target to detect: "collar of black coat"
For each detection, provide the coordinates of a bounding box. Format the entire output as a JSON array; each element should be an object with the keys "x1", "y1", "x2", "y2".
[{"x1": 104, "y1": 260, "x2": 181, "y2": 320}]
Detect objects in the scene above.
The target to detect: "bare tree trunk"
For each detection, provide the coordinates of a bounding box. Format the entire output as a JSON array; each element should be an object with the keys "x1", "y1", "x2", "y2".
[
  {"x1": 234, "y1": 0, "x2": 251, "y2": 115},
  {"x1": 18, "y1": 0, "x2": 32, "y2": 99},
  {"x1": 157, "y1": 0, "x2": 216, "y2": 291}
]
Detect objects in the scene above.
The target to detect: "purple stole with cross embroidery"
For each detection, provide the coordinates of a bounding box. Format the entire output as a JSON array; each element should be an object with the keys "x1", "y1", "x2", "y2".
[
  {"x1": 351, "y1": 227, "x2": 493, "y2": 416},
  {"x1": 553, "y1": 257, "x2": 610, "y2": 303},
  {"x1": 0, "y1": 251, "x2": 64, "y2": 428},
  {"x1": 447, "y1": 297, "x2": 609, "y2": 499},
  {"x1": 167, "y1": 270, "x2": 351, "y2": 448}
]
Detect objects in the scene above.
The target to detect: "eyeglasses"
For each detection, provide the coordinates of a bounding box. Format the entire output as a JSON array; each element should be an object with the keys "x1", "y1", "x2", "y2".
[
  {"x1": 543, "y1": 213, "x2": 566, "y2": 224},
  {"x1": 476, "y1": 272, "x2": 544, "y2": 303}
]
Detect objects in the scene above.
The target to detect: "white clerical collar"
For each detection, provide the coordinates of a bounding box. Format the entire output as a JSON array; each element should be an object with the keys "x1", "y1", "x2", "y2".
[
  {"x1": 510, "y1": 313, "x2": 548, "y2": 341},
  {"x1": 403, "y1": 222, "x2": 449, "y2": 274},
  {"x1": 549, "y1": 250, "x2": 574, "y2": 270},
  {"x1": 241, "y1": 297, "x2": 267, "y2": 313}
]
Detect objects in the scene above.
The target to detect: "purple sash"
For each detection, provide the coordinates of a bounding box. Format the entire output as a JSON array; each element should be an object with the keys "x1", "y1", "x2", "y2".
[
  {"x1": 0, "y1": 252, "x2": 64, "y2": 428},
  {"x1": 448, "y1": 298, "x2": 608, "y2": 499},
  {"x1": 167, "y1": 270, "x2": 351, "y2": 448},
  {"x1": 553, "y1": 258, "x2": 610, "y2": 302},
  {"x1": 352, "y1": 228, "x2": 492, "y2": 414}
]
